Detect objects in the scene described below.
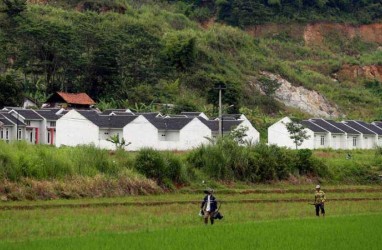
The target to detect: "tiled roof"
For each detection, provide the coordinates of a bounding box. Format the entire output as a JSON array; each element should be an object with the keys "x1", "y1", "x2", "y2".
[
  {"x1": 56, "y1": 92, "x2": 95, "y2": 105},
  {"x1": 373, "y1": 121, "x2": 382, "y2": 129},
  {"x1": 198, "y1": 117, "x2": 243, "y2": 132},
  {"x1": 0, "y1": 114, "x2": 14, "y2": 126},
  {"x1": 102, "y1": 109, "x2": 131, "y2": 115},
  {"x1": 355, "y1": 121, "x2": 382, "y2": 135},
  {"x1": 343, "y1": 121, "x2": 376, "y2": 135},
  {"x1": 324, "y1": 120, "x2": 361, "y2": 134},
  {"x1": 12, "y1": 109, "x2": 43, "y2": 120},
  {"x1": 35, "y1": 110, "x2": 60, "y2": 120},
  {"x1": 310, "y1": 119, "x2": 344, "y2": 134},
  {"x1": 135, "y1": 112, "x2": 161, "y2": 120},
  {"x1": 77, "y1": 111, "x2": 138, "y2": 128},
  {"x1": 110, "y1": 112, "x2": 135, "y2": 116},
  {"x1": 1, "y1": 113, "x2": 25, "y2": 126},
  {"x1": 180, "y1": 112, "x2": 202, "y2": 117},
  {"x1": 149, "y1": 117, "x2": 193, "y2": 130},
  {"x1": 300, "y1": 120, "x2": 327, "y2": 133}
]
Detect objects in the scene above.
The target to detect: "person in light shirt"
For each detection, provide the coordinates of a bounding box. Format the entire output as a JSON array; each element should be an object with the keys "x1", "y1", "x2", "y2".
[
  {"x1": 314, "y1": 185, "x2": 326, "y2": 217},
  {"x1": 200, "y1": 188, "x2": 218, "y2": 225}
]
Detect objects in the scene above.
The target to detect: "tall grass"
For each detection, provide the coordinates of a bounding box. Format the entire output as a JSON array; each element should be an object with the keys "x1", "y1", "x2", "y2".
[{"x1": 0, "y1": 141, "x2": 134, "y2": 181}]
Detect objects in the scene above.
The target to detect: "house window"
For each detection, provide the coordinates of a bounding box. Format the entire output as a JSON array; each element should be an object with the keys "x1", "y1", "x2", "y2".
[
  {"x1": 47, "y1": 131, "x2": 51, "y2": 144},
  {"x1": 30, "y1": 131, "x2": 33, "y2": 143},
  {"x1": 0, "y1": 129, "x2": 3, "y2": 139},
  {"x1": 5, "y1": 129, "x2": 9, "y2": 140},
  {"x1": 18, "y1": 129, "x2": 22, "y2": 140},
  {"x1": 333, "y1": 136, "x2": 336, "y2": 138},
  {"x1": 353, "y1": 137, "x2": 357, "y2": 147},
  {"x1": 364, "y1": 136, "x2": 368, "y2": 139},
  {"x1": 320, "y1": 136, "x2": 325, "y2": 146},
  {"x1": 25, "y1": 121, "x2": 31, "y2": 126},
  {"x1": 50, "y1": 121, "x2": 56, "y2": 127}
]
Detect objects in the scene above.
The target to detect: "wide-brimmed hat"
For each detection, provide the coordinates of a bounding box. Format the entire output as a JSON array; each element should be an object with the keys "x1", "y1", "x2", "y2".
[
  {"x1": 204, "y1": 188, "x2": 214, "y2": 194},
  {"x1": 316, "y1": 185, "x2": 321, "y2": 189}
]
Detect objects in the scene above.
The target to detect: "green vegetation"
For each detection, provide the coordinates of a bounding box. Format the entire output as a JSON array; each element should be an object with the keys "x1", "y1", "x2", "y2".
[
  {"x1": 3, "y1": 214, "x2": 382, "y2": 249},
  {"x1": 0, "y1": 141, "x2": 381, "y2": 200},
  {"x1": 0, "y1": 191, "x2": 382, "y2": 249},
  {"x1": 0, "y1": 0, "x2": 382, "y2": 124}
]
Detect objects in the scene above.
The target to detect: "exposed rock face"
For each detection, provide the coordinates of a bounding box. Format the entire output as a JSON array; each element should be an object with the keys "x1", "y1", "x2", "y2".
[
  {"x1": 246, "y1": 23, "x2": 382, "y2": 46},
  {"x1": 256, "y1": 72, "x2": 340, "y2": 118},
  {"x1": 336, "y1": 64, "x2": 382, "y2": 82}
]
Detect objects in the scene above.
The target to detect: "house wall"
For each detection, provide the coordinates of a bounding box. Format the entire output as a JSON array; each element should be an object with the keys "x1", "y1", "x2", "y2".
[
  {"x1": 98, "y1": 128, "x2": 123, "y2": 150},
  {"x1": 330, "y1": 134, "x2": 346, "y2": 149},
  {"x1": 239, "y1": 119, "x2": 260, "y2": 144},
  {"x1": 56, "y1": 110, "x2": 99, "y2": 147},
  {"x1": 177, "y1": 118, "x2": 211, "y2": 150},
  {"x1": 123, "y1": 116, "x2": 158, "y2": 151},
  {"x1": 362, "y1": 135, "x2": 376, "y2": 149},
  {"x1": 158, "y1": 131, "x2": 180, "y2": 142},
  {"x1": 268, "y1": 117, "x2": 315, "y2": 149},
  {"x1": 313, "y1": 133, "x2": 330, "y2": 149},
  {"x1": 346, "y1": 135, "x2": 361, "y2": 150}
]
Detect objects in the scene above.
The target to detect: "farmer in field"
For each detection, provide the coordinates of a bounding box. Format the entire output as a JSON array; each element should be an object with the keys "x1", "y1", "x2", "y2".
[
  {"x1": 314, "y1": 185, "x2": 326, "y2": 217},
  {"x1": 200, "y1": 188, "x2": 218, "y2": 225}
]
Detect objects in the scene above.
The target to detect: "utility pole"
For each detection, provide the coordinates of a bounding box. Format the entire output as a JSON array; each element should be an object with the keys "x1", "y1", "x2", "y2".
[{"x1": 214, "y1": 83, "x2": 226, "y2": 137}]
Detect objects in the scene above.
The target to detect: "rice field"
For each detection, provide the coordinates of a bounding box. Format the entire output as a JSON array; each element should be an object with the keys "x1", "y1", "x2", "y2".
[{"x1": 1, "y1": 186, "x2": 381, "y2": 249}]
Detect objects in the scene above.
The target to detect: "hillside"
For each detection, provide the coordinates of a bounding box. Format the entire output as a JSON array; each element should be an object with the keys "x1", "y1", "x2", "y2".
[{"x1": 1, "y1": 0, "x2": 382, "y2": 133}]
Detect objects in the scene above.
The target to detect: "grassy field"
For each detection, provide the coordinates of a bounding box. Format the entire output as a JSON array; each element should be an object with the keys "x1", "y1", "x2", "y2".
[
  {"x1": 2, "y1": 214, "x2": 381, "y2": 250},
  {"x1": 1, "y1": 186, "x2": 382, "y2": 249}
]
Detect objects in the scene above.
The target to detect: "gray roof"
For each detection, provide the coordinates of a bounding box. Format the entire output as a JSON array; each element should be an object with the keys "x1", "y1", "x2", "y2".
[
  {"x1": 324, "y1": 120, "x2": 361, "y2": 135},
  {"x1": 135, "y1": 112, "x2": 161, "y2": 120},
  {"x1": 373, "y1": 121, "x2": 382, "y2": 129},
  {"x1": 0, "y1": 113, "x2": 25, "y2": 126},
  {"x1": 355, "y1": 121, "x2": 382, "y2": 136},
  {"x1": 77, "y1": 111, "x2": 138, "y2": 128},
  {"x1": 180, "y1": 112, "x2": 202, "y2": 117},
  {"x1": 343, "y1": 121, "x2": 376, "y2": 135},
  {"x1": 149, "y1": 117, "x2": 193, "y2": 130},
  {"x1": 12, "y1": 109, "x2": 43, "y2": 120},
  {"x1": 300, "y1": 120, "x2": 327, "y2": 133},
  {"x1": 35, "y1": 110, "x2": 60, "y2": 120},
  {"x1": 198, "y1": 117, "x2": 242, "y2": 132},
  {"x1": 310, "y1": 119, "x2": 344, "y2": 134},
  {"x1": 0, "y1": 114, "x2": 14, "y2": 126},
  {"x1": 102, "y1": 109, "x2": 131, "y2": 115}
]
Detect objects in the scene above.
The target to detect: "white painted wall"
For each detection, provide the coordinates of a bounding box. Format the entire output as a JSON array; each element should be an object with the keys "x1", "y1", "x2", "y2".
[
  {"x1": 268, "y1": 117, "x2": 315, "y2": 149},
  {"x1": 123, "y1": 115, "x2": 158, "y2": 151},
  {"x1": 56, "y1": 110, "x2": 99, "y2": 147},
  {"x1": 239, "y1": 119, "x2": 260, "y2": 145},
  {"x1": 177, "y1": 118, "x2": 211, "y2": 150}
]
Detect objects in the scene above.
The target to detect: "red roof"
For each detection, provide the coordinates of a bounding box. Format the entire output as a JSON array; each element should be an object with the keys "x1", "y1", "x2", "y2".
[{"x1": 56, "y1": 92, "x2": 95, "y2": 105}]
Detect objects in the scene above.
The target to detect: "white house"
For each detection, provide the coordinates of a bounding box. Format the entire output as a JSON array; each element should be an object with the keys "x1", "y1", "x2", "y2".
[{"x1": 268, "y1": 117, "x2": 382, "y2": 150}]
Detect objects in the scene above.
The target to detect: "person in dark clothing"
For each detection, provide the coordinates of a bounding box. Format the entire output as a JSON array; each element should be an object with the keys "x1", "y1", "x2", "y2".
[{"x1": 200, "y1": 188, "x2": 218, "y2": 225}]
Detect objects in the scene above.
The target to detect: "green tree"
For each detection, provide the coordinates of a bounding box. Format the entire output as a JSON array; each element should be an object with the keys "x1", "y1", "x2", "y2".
[
  {"x1": 286, "y1": 120, "x2": 310, "y2": 149},
  {"x1": 0, "y1": 72, "x2": 23, "y2": 108}
]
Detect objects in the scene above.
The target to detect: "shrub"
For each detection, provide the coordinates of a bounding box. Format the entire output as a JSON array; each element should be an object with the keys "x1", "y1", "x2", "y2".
[{"x1": 135, "y1": 148, "x2": 167, "y2": 184}]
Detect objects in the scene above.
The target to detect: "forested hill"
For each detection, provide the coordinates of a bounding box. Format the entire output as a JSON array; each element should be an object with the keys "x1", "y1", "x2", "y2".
[{"x1": 1, "y1": 0, "x2": 382, "y2": 131}]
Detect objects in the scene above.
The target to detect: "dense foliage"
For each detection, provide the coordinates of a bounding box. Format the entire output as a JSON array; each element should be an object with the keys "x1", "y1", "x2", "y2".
[
  {"x1": 174, "y1": 0, "x2": 382, "y2": 25},
  {"x1": 0, "y1": 0, "x2": 382, "y2": 124}
]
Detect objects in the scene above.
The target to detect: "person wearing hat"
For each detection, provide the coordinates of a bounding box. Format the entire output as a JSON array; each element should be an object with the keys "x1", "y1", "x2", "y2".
[
  {"x1": 200, "y1": 188, "x2": 218, "y2": 225},
  {"x1": 314, "y1": 185, "x2": 326, "y2": 217}
]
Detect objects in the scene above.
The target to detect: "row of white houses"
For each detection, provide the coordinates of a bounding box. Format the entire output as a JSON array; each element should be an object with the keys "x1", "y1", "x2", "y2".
[
  {"x1": 2, "y1": 107, "x2": 382, "y2": 151},
  {"x1": 0, "y1": 108, "x2": 260, "y2": 151},
  {"x1": 269, "y1": 117, "x2": 382, "y2": 150}
]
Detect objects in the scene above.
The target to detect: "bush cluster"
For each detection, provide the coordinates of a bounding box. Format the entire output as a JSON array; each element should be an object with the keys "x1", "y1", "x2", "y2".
[
  {"x1": 187, "y1": 138, "x2": 329, "y2": 183},
  {"x1": 134, "y1": 148, "x2": 187, "y2": 187}
]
